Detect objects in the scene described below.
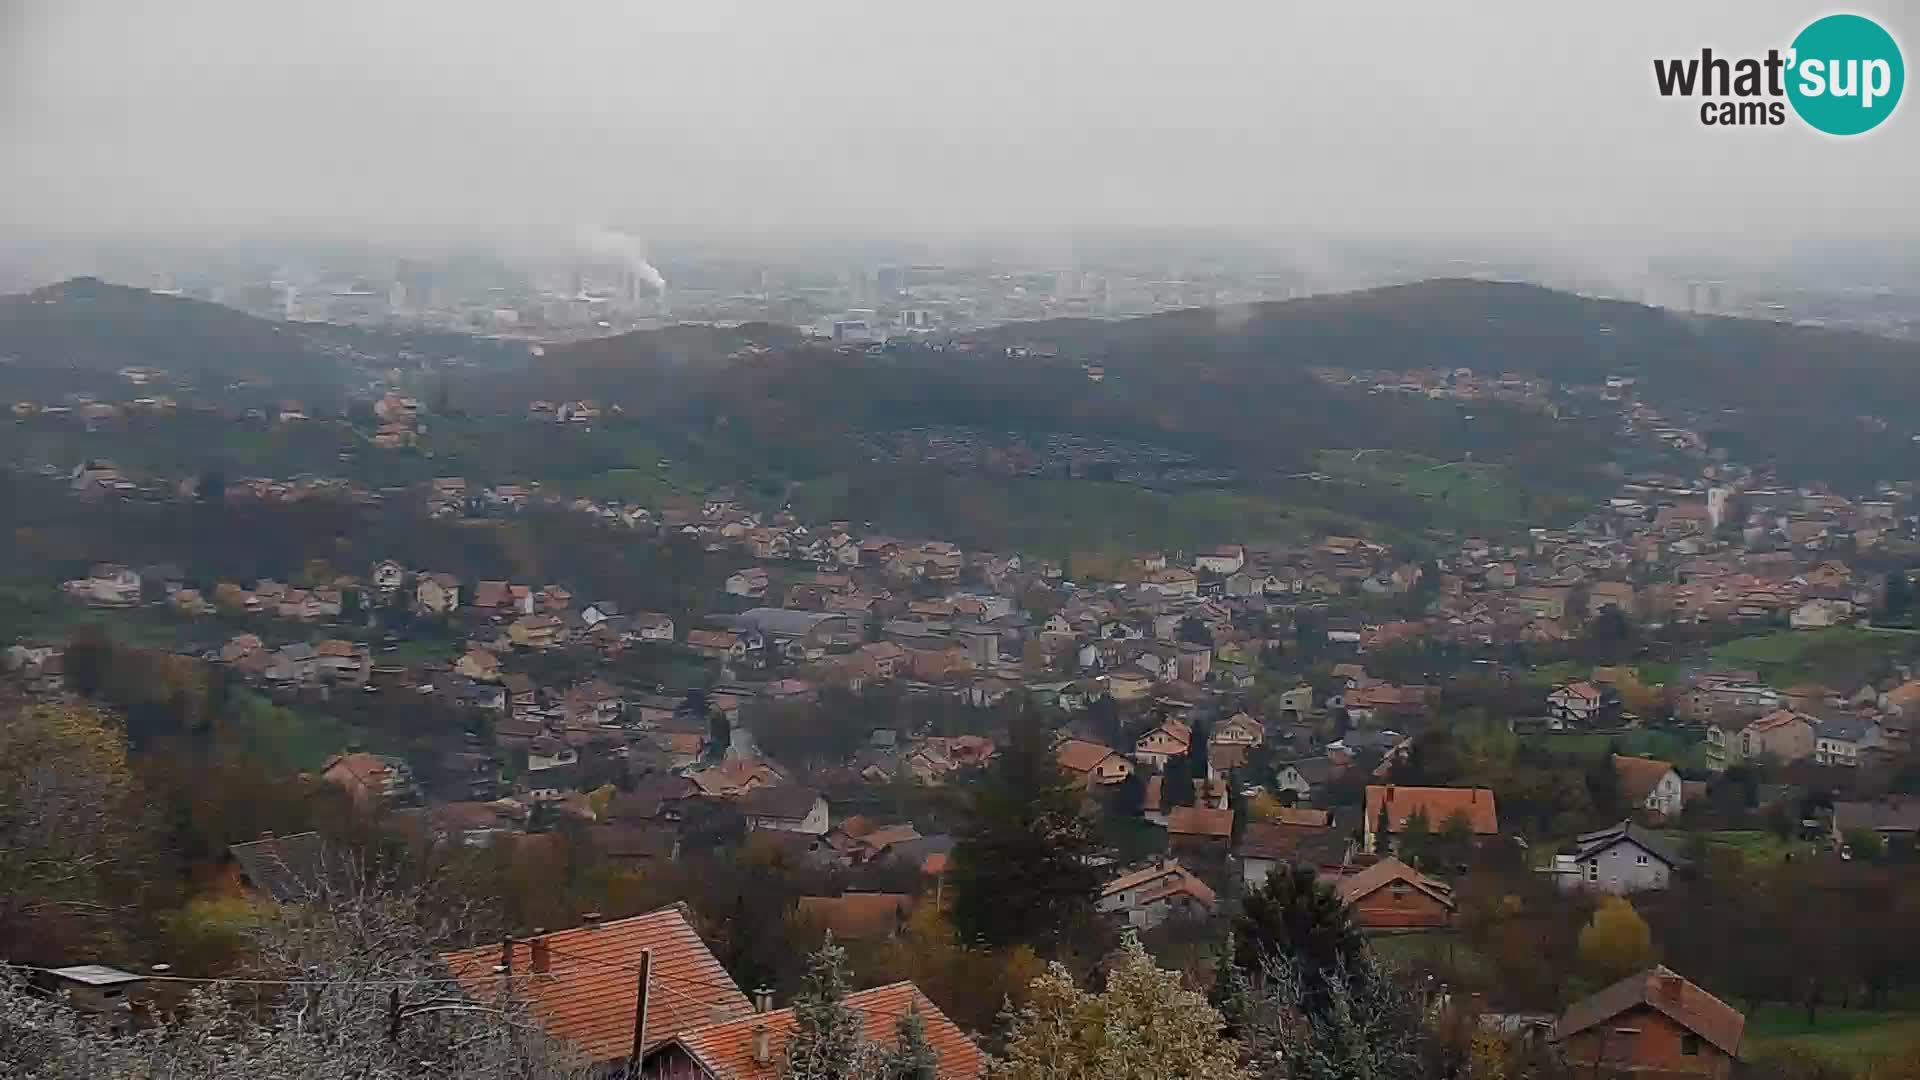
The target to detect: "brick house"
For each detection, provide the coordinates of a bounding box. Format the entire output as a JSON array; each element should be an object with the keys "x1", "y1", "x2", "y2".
[
  {"x1": 1362, "y1": 785, "x2": 1499, "y2": 852},
  {"x1": 1554, "y1": 967, "x2": 1744, "y2": 1078},
  {"x1": 1335, "y1": 857, "x2": 1456, "y2": 931}
]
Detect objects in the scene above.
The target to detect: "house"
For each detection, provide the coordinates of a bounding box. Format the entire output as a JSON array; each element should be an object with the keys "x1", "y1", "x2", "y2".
[
  {"x1": 371, "y1": 560, "x2": 405, "y2": 594},
  {"x1": 509, "y1": 613, "x2": 566, "y2": 650},
  {"x1": 1739, "y1": 709, "x2": 1817, "y2": 765},
  {"x1": 1815, "y1": 715, "x2": 1870, "y2": 766},
  {"x1": 456, "y1": 649, "x2": 502, "y2": 682},
  {"x1": 226, "y1": 831, "x2": 330, "y2": 902},
  {"x1": 1132, "y1": 719, "x2": 1191, "y2": 768},
  {"x1": 1362, "y1": 786, "x2": 1499, "y2": 852},
  {"x1": 1195, "y1": 544, "x2": 1246, "y2": 575},
  {"x1": 1554, "y1": 821, "x2": 1689, "y2": 894},
  {"x1": 1166, "y1": 805, "x2": 1234, "y2": 856},
  {"x1": 738, "y1": 786, "x2": 830, "y2": 835},
  {"x1": 1336, "y1": 857, "x2": 1456, "y2": 931},
  {"x1": 1214, "y1": 712, "x2": 1265, "y2": 748},
  {"x1": 1547, "y1": 681, "x2": 1605, "y2": 727},
  {"x1": 1055, "y1": 739, "x2": 1134, "y2": 787},
  {"x1": 1554, "y1": 967, "x2": 1744, "y2": 1078},
  {"x1": 1613, "y1": 755, "x2": 1685, "y2": 817},
  {"x1": 67, "y1": 564, "x2": 142, "y2": 607},
  {"x1": 321, "y1": 752, "x2": 415, "y2": 814},
  {"x1": 1272, "y1": 759, "x2": 1327, "y2": 800},
  {"x1": 1831, "y1": 796, "x2": 1920, "y2": 848},
  {"x1": 794, "y1": 893, "x2": 914, "y2": 942},
  {"x1": 1239, "y1": 812, "x2": 1346, "y2": 888},
  {"x1": 1097, "y1": 859, "x2": 1217, "y2": 929},
  {"x1": 443, "y1": 908, "x2": 753, "y2": 1069},
  {"x1": 314, "y1": 639, "x2": 368, "y2": 684},
  {"x1": 724, "y1": 569, "x2": 770, "y2": 599},
  {"x1": 640, "y1": 982, "x2": 981, "y2": 1080},
  {"x1": 1105, "y1": 671, "x2": 1154, "y2": 701},
  {"x1": 633, "y1": 612, "x2": 677, "y2": 642},
  {"x1": 415, "y1": 573, "x2": 461, "y2": 615},
  {"x1": 687, "y1": 628, "x2": 751, "y2": 662},
  {"x1": 43, "y1": 965, "x2": 147, "y2": 1031}
]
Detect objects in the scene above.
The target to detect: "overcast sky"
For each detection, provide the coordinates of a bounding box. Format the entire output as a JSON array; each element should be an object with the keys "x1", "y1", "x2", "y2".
[{"x1": 3, "y1": 1, "x2": 1916, "y2": 241}]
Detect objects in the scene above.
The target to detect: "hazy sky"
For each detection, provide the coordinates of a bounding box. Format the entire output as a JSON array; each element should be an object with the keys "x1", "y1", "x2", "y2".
[{"x1": 3, "y1": 1, "x2": 1917, "y2": 236}]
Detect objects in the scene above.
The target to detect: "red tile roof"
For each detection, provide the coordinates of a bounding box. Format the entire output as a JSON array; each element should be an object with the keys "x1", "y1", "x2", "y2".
[
  {"x1": 1555, "y1": 966, "x2": 1745, "y2": 1058},
  {"x1": 1611, "y1": 755, "x2": 1676, "y2": 807},
  {"x1": 1334, "y1": 857, "x2": 1456, "y2": 910},
  {"x1": 1365, "y1": 785, "x2": 1499, "y2": 836},
  {"x1": 667, "y1": 982, "x2": 983, "y2": 1080},
  {"x1": 795, "y1": 894, "x2": 913, "y2": 942},
  {"x1": 441, "y1": 906, "x2": 750, "y2": 1064},
  {"x1": 1167, "y1": 805, "x2": 1234, "y2": 839}
]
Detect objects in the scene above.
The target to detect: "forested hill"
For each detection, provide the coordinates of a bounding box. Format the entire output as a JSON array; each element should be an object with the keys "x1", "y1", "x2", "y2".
[
  {"x1": 0, "y1": 277, "x2": 324, "y2": 380},
  {"x1": 977, "y1": 278, "x2": 1920, "y2": 415}
]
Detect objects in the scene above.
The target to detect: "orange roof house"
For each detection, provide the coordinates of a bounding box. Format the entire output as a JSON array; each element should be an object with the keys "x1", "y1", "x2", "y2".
[
  {"x1": 794, "y1": 894, "x2": 914, "y2": 942},
  {"x1": 1363, "y1": 785, "x2": 1498, "y2": 851},
  {"x1": 1055, "y1": 739, "x2": 1133, "y2": 787},
  {"x1": 1335, "y1": 857, "x2": 1456, "y2": 931},
  {"x1": 1555, "y1": 966, "x2": 1745, "y2": 1077},
  {"x1": 642, "y1": 982, "x2": 983, "y2": 1080},
  {"x1": 441, "y1": 906, "x2": 751, "y2": 1067}
]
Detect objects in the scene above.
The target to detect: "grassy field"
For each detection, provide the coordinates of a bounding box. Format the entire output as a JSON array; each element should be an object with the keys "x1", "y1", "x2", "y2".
[
  {"x1": 1651, "y1": 829, "x2": 1814, "y2": 864},
  {"x1": 1313, "y1": 449, "x2": 1530, "y2": 530},
  {"x1": 1710, "y1": 627, "x2": 1916, "y2": 687},
  {"x1": 1744, "y1": 1004, "x2": 1920, "y2": 1068},
  {"x1": 1520, "y1": 728, "x2": 1710, "y2": 772}
]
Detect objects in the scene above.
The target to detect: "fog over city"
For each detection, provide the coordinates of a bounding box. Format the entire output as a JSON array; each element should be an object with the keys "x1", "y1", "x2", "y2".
[{"x1": 4, "y1": 0, "x2": 1917, "y2": 243}]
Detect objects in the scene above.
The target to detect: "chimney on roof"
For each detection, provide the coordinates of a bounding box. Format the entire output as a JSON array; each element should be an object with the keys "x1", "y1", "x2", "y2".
[
  {"x1": 1656, "y1": 973, "x2": 1684, "y2": 1005},
  {"x1": 755, "y1": 988, "x2": 774, "y2": 1014},
  {"x1": 583, "y1": 911, "x2": 603, "y2": 929},
  {"x1": 751, "y1": 1023, "x2": 771, "y2": 1065},
  {"x1": 709, "y1": 1003, "x2": 733, "y2": 1025},
  {"x1": 530, "y1": 936, "x2": 550, "y2": 975}
]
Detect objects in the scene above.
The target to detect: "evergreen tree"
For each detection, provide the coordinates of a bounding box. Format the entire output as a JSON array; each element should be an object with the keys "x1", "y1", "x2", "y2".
[
  {"x1": 1208, "y1": 933, "x2": 1253, "y2": 1038},
  {"x1": 949, "y1": 724, "x2": 1105, "y2": 951},
  {"x1": 1189, "y1": 715, "x2": 1212, "y2": 785},
  {"x1": 1165, "y1": 750, "x2": 1196, "y2": 808},
  {"x1": 1233, "y1": 864, "x2": 1365, "y2": 1001},
  {"x1": 783, "y1": 935, "x2": 869, "y2": 1080},
  {"x1": 874, "y1": 1005, "x2": 938, "y2": 1080},
  {"x1": 1884, "y1": 570, "x2": 1914, "y2": 623}
]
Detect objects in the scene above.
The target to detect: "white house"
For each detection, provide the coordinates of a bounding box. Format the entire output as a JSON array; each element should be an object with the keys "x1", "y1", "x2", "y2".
[
  {"x1": 1547, "y1": 681, "x2": 1604, "y2": 727},
  {"x1": 68, "y1": 564, "x2": 142, "y2": 607},
  {"x1": 1815, "y1": 715, "x2": 1870, "y2": 766},
  {"x1": 739, "y1": 786, "x2": 831, "y2": 835},
  {"x1": 1097, "y1": 860, "x2": 1216, "y2": 929},
  {"x1": 1194, "y1": 545, "x2": 1246, "y2": 576},
  {"x1": 1552, "y1": 821, "x2": 1688, "y2": 895}
]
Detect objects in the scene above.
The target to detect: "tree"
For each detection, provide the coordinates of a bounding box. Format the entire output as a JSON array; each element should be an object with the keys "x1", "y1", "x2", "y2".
[
  {"x1": 784, "y1": 935, "x2": 870, "y2": 1080},
  {"x1": 949, "y1": 725, "x2": 1105, "y2": 951},
  {"x1": 1165, "y1": 750, "x2": 1196, "y2": 808},
  {"x1": 1240, "y1": 951, "x2": 1428, "y2": 1080},
  {"x1": 1189, "y1": 715, "x2": 1212, "y2": 786},
  {"x1": 873, "y1": 1007, "x2": 939, "y2": 1080},
  {"x1": 1398, "y1": 809, "x2": 1433, "y2": 868},
  {"x1": 1112, "y1": 766, "x2": 1147, "y2": 818},
  {"x1": 1578, "y1": 896, "x2": 1654, "y2": 986},
  {"x1": 1209, "y1": 933, "x2": 1253, "y2": 1037},
  {"x1": 1883, "y1": 570, "x2": 1914, "y2": 624},
  {"x1": 709, "y1": 704, "x2": 732, "y2": 762},
  {"x1": 1233, "y1": 864, "x2": 1364, "y2": 1001},
  {"x1": 993, "y1": 934, "x2": 1246, "y2": 1080}
]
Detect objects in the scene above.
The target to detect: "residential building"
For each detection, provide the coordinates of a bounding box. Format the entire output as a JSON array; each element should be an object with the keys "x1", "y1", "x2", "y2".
[
  {"x1": 1336, "y1": 857, "x2": 1456, "y2": 931},
  {"x1": 1362, "y1": 785, "x2": 1499, "y2": 852},
  {"x1": 739, "y1": 786, "x2": 830, "y2": 835},
  {"x1": 1553, "y1": 821, "x2": 1689, "y2": 895},
  {"x1": 1613, "y1": 755, "x2": 1685, "y2": 817},
  {"x1": 1554, "y1": 967, "x2": 1744, "y2": 1078},
  {"x1": 1239, "y1": 813, "x2": 1346, "y2": 889},
  {"x1": 1055, "y1": 739, "x2": 1134, "y2": 787},
  {"x1": 1132, "y1": 719, "x2": 1191, "y2": 769},
  {"x1": 1547, "y1": 681, "x2": 1605, "y2": 727},
  {"x1": 1831, "y1": 796, "x2": 1920, "y2": 848},
  {"x1": 1815, "y1": 714, "x2": 1870, "y2": 766},
  {"x1": 443, "y1": 908, "x2": 752, "y2": 1069},
  {"x1": 794, "y1": 894, "x2": 914, "y2": 943},
  {"x1": 1097, "y1": 859, "x2": 1217, "y2": 929},
  {"x1": 640, "y1": 982, "x2": 981, "y2": 1080},
  {"x1": 1166, "y1": 805, "x2": 1234, "y2": 856}
]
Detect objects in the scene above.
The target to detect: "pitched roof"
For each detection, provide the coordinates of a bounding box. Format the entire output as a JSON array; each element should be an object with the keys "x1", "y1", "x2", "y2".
[
  {"x1": 738, "y1": 785, "x2": 823, "y2": 821},
  {"x1": 1335, "y1": 857, "x2": 1456, "y2": 910},
  {"x1": 1167, "y1": 805, "x2": 1234, "y2": 839},
  {"x1": 227, "y1": 831, "x2": 329, "y2": 902},
  {"x1": 1365, "y1": 785, "x2": 1499, "y2": 835},
  {"x1": 1570, "y1": 821, "x2": 1689, "y2": 869},
  {"x1": 794, "y1": 894, "x2": 914, "y2": 942},
  {"x1": 1611, "y1": 755, "x2": 1677, "y2": 807},
  {"x1": 665, "y1": 981, "x2": 982, "y2": 1080},
  {"x1": 1100, "y1": 860, "x2": 1217, "y2": 908},
  {"x1": 441, "y1": 906, "x2": 750, "y2": 1063},
  {"x1": 1555, "y1": 966, "x2": 1745, "y2": 1058},
  {"x1": 1054, "y1": 739, "x2": 1123, "y2": 774}
]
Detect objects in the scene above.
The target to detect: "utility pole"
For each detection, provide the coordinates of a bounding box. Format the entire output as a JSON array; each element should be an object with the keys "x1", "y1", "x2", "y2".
[{"x1": 625, "y1": 949, "x2": 653, "y2": 1079}]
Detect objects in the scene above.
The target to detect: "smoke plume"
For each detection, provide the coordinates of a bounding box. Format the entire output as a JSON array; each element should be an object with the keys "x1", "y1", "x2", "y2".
[{"x1": 574, "y1": 224, "x2": 666, "y2": 294}]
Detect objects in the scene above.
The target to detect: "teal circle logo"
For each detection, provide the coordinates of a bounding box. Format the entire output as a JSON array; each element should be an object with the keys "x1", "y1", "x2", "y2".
[{"x1": 1787, "y1": 14, "x2": 1904, "y2": 135}]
